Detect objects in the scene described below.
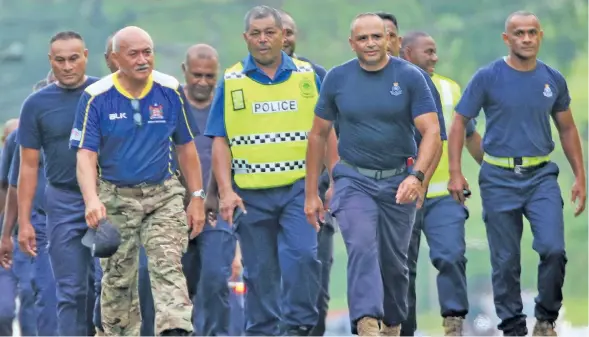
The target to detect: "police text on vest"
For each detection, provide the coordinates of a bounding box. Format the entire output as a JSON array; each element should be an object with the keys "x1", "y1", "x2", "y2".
[{"x1": 252, "y1": 100, "x2": 298, "y2": 114}]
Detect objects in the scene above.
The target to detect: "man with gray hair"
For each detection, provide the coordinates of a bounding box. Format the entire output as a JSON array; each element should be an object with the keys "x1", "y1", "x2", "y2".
[{"x1": 206, "y1": 5, "x2": 338, "y2": 336}]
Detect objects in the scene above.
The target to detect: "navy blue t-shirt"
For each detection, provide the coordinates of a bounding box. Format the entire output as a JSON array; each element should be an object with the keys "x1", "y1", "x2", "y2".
[
  {"x1": 456, "y1": 58, "x2": 571, "y2": 157},
  {"x1": 190, "y1": 104, "x2": 213, "y2": 186},
  {"x1": 8, "y1": 144, "x2": 46, "y2": 213},
  {"x1": 18, "y1": 77, "x2": 99, "y2": 190},
  {"x1": 0, "y1": 131, "x2": 17, "y2": 188},
  {"x1": 70, "y1": 71, "x2": 199, "y2": 186},
  {"x1": 315, "y1": 57, "x2": 438, "y2": 170}
]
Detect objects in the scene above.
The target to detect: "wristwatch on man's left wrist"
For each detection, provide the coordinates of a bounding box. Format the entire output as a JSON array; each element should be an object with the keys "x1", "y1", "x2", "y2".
[
  {"x1": 409, "y1": 170, "x2": 425, "y2": 184},
  {"x1": 191, "y1": 189, "x2": 206, "y2": 200}
]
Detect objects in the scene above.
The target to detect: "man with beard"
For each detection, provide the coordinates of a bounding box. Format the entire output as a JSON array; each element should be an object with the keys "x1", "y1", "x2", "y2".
[
  {"x1": 206, "y1": 6, "x2": 338, "y2": 336},
  {"x1": 448, "y1": 11, "x2": 586, "y2": 336},
  {"x1": 179, "y1": 43, "x2": 243, "y2": 336},
  {"x1": 92, "y1": 33, "x2": 156, "y2": 337},
  {"x1": 16, "y1": 31, "x2": 99, "y2": 336},
  {"x1": 400, "y1": 30, "x2": 484, "y2": 336},
  {"x1": 305, "y1": 13, "x2": 441, "y2": 336}
]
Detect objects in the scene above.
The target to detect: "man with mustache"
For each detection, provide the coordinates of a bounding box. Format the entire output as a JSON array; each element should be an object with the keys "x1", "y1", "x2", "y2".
[
  {"x1": 16, "y1": 31, "x2": 99, "y2": 336},
  {"x1": 71, "y1": 26, "x2": 204, "y2": 336},
  {"x1": 448, "y1": 11, "x2": 586, "y2": 336},
  {"x1": 205, "y1": 5, "x2": 338, "y2": 336},
  {"x1": 305, "y1": 13, "x2": 442, "y2": 336},
  {"x1": 400, "y1": 30, "x2": 484, "y2": 336},
  {"x1": 91, "y1": 33, "x2": 156, "y2": 337},
  {"x1": 178, "y1": 43, "x2": 243, "y2": 336}
]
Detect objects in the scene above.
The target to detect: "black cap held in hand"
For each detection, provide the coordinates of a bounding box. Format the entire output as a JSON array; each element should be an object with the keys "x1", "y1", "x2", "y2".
[{"x1": 81, "y1": 218, "x2": 121, "y2": 258}]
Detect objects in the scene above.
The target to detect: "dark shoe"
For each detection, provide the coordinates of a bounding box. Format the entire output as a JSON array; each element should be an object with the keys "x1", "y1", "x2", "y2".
[
  {"x1": 159, "y1": 328, "x2": 191, "y2": 336},
  {"x1": 286, "y1": 325, "x2": 312, "y2": 336}
]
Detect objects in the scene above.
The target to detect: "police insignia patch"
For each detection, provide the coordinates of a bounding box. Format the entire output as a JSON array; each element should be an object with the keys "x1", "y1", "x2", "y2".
[
  {"x1": 299, "y1": 78, "x2": 315, "y2": 98},
  {"x1": 390, "y1": 82, "x2": 402, "y2": 96}
]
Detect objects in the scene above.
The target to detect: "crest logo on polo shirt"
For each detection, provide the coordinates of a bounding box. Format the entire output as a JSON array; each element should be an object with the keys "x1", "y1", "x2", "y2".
[
  {"x1": 149, "y1": 103, "x2": 164, "y2": 119},
  {"x1": 543, "y1": 84, "x2": 552, "y2": 98},
  {"x1": 390, "y1": 82, "x2": 402, "y2": 96}
]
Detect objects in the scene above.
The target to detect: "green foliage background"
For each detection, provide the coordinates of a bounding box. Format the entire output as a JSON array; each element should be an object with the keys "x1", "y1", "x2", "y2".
[{"x1": 1, "y1": 0, "x2": 587, "y2": 333}]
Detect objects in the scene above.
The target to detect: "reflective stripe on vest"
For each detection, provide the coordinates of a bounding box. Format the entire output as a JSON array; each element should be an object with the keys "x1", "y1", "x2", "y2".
[
  {"x1": 427, "y1": 74, "x2": 462, "y2": 199},
  {"x1": 223, "y1": 59, "x2": 318, "y2": 189}
]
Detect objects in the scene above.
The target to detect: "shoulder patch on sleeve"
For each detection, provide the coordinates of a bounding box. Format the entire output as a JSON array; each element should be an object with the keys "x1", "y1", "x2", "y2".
[
  {"x1": 152, "y1": 70, "x2": 180, "y2": 89},
  {"x1": 85, "y1": 75, "x2": 115, "y2": 96}
]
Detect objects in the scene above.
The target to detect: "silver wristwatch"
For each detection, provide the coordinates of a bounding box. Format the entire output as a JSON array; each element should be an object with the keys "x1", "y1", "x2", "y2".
[{"x1": 191, "y1": 189, "x2": 206, "y2": 200}]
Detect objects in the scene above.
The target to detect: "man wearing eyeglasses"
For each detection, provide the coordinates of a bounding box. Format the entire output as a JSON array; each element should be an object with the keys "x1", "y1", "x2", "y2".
[{"x1": 70, "y1": 26, "x2": 204, "y2": 336}]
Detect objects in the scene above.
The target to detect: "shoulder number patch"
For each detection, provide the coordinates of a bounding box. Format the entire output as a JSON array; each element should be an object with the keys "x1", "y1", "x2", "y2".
[{"x1": 70, "y1": 128, "x2": 82, "y2": 141}]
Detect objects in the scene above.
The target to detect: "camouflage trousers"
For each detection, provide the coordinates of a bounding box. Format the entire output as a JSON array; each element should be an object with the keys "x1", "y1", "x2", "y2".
[{"x1": 98, "y1": 177, "x2": 192, "y2": 336}]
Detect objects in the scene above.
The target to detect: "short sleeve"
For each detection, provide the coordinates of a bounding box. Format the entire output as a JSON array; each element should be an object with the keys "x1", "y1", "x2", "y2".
[
  {"x1": 409, "y1": 68, "x2": 437, "y2": 119},
  {"x1": 314, "y1": 68, "x2": 340, "y2": 121},
  {"x1": 551, "y1": 71, "x2": 571, "y2": 114},
  {"x1": 204, "y1": 79, "x2": 227, "y2": 138},
  {"x1": 0, "y1": 132, "x2": 17, "y2": 187},
  {"x1": 455, "y1": 69, "x2": 487, "y2": 119},
  {"x1": 8, "y1": 145, "x2": 20, "y2": 187},
  {"x1": 312, "y1": 63, "x2": 328, "y2": 82},
  {"x1": 17, "y1": 95, "x2": 42, "y2": 150},
  {"x1": 70, "y1": 92, "x2": 101, "y2": 152},
  {"x1": 465, "y1": 119, "x2": 477, "y2": 138},
  {"x1": 173, "y1": 87, "x2": 199, "y2": 145}
]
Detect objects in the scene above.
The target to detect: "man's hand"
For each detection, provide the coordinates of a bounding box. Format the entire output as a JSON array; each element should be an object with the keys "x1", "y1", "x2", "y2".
[
  {"x1": 219, "y1": 189, "x2": 246, "y2": 226},
  {"x1": 186, "y1": 198, "x2": 206, "y2": 239},
  {"x1": 85, "y1": 197, "x2": 107, "y2": 228},
  {"x1": 305, "y1": 193, "x2": 324, "y2": 231},
  {"x1": 571, "y1": 178, "x2": 587, "y2": 216},
  {"x1": 396, "y1": 175, "x2": 421, "y2": 204},
  {"x1": 18, "y1": 223, "x2": 36, "y2": 257},
  {"x1": 448, "y1": 172, "x2": 469, "y2": 205},
  {"x1": 230, "y1": 253, "x2": 243, "y2": 282},
  {"x1": 0, "y1": 236, "x2": 14, "y2": 268}
]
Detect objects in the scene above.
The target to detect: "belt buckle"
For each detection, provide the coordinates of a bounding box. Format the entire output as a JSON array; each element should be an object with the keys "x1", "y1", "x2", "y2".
[{"x1": 514, "y1": 165, "x2": 523, "y2": 175}]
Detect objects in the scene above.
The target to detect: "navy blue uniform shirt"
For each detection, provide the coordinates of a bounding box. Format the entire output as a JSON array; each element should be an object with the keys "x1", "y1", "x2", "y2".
[
  {"x1": 205, "y1": 51, "x2": 322, "y2": 138},
  {"x1": 9, "y1": 143, "x2": 46, "y2": 213},
  {"x1": 189, "y1": 103, "x2": 213, "y2": 186},
  {"x1": 456, "y1": 58, "x2": 571, "y2": 157},
  {"x1": 17, "y1": 77, "x2": 99, "y2": 191},
  {"x1": 0, "y1": 131, "x2": 18, "y2": 188},
  {"x1": 315, "y1": 57, "x2": 438, "y2": 170},
  {"x1": 70, "y1": 71, "x2": 199, "y2": 187},
  {"x1": 296, "y1": 55, "x2": 327, "y2": 82}
]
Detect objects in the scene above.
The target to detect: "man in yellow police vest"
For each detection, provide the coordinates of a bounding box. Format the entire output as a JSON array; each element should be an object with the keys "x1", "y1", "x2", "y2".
[
  {"x1": 204, "y1": 5, "x2": 338, "y2": 336},
  {"x1": 400, "y1": 31, "x2": 483, "y2": 336}
]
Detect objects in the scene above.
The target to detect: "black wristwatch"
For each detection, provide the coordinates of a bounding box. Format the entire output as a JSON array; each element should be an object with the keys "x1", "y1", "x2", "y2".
[{"x1": 409, "y1": 170, "x2": 425, "y2": 184}]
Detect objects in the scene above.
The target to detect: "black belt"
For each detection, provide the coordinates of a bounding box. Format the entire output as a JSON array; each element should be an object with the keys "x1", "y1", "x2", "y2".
[{"x1": 340, "y1": 160, "x2": 407, "y2": 180}]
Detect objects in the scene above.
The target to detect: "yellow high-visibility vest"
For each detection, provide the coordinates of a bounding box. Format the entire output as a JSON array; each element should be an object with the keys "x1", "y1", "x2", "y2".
[
  {"x1": 223, "y1": 59, "x2": 318, "y2": 189},
  {"x1": 427, "y1": 73, "x2": 462, "y2": 198}
]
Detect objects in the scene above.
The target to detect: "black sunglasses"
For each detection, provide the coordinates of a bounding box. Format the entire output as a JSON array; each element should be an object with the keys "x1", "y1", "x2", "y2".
[{"x1": 131, "y1": 99, "x2": 142, "y2": 126}]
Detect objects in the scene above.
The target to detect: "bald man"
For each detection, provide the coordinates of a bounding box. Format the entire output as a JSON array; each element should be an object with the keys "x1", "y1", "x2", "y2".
[
  {"x1": 177, "y1": 44, "x2": 244, "y2": 336},
  {"x1": 71, "y1": 26, "x2": 202, "y2": 336},
  {"x1": 91, "y1": 33, "x2": 155, "y2": 337}
]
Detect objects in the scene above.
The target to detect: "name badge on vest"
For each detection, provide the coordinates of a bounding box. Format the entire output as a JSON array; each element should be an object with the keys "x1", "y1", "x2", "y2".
[
  {"x1": 252, "y1": 100, "x2": 298, "y2": 114},
  {"x1": 231, "y1": 89, "x2": 246, "y2": 111}
]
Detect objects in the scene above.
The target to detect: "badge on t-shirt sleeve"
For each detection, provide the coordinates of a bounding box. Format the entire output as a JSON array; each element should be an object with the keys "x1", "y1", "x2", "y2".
[{"x1": 70, "y1": 128, "x2": 82, "y2": 141}]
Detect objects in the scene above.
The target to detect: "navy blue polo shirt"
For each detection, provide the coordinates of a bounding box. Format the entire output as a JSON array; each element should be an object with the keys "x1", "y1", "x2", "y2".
[
  {"x1": 205, "y1": 51, "x2": 322, "y2": 138},
  {"x1": 17, "y1": 77, "x2": 99, "y2": 191},
  {"x1": 8, "y1": 142, "x2": 46, "y2": 213},
  {"x1": 315, "y1": 57, "x2": 438, "y2": 170},
  {"x1": 0, "y1": 131, "x2": 17, "y2": 189},
  {"x1": 70, "y1": 71, "x2": 199, "y2": 187},
  {"x1": 190, "y1": 104, "x2": 213, "y2": 186},
  {"x1": 455, "y1": 58, "x2": 571, "y2": 157}
]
